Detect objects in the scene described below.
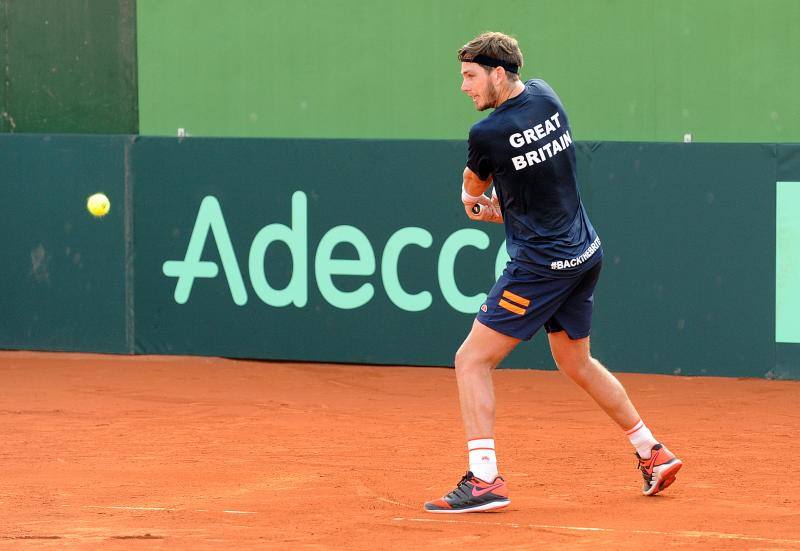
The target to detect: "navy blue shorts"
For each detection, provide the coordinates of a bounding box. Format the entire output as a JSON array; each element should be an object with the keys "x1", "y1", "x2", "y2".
[{"x1": 476, "y1": 258, "x2": 602, "y2": 341}]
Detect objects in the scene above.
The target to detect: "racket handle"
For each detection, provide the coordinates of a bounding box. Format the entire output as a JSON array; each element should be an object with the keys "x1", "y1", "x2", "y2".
[{"x1": 471, "y1": 204, "x2": 481, "y2": 215}]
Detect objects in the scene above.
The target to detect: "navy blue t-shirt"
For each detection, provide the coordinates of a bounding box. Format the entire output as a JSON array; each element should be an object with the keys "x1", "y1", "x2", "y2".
[{"x1": 467, "y1": 79, "x2": 601, "y2": 277}]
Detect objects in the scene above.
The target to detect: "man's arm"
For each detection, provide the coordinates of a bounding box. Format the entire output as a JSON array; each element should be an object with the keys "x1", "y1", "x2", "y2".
[
  {"x1": 462, "y1": 166, "x2": 503, "y2": 223},
  {"x1": 463, "y1": 166, "x2": 491, "y2": 197}
]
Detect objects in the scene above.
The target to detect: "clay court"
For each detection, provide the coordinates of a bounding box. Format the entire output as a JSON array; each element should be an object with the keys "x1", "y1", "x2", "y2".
[{"x1": 1, "y1": 351, "x2": 798, "y2": 549}]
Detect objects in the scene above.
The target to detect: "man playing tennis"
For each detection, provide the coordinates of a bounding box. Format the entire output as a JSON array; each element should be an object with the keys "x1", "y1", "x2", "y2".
[{"x1": 424, "y1": 32, "x2": 682, "y2": 513}]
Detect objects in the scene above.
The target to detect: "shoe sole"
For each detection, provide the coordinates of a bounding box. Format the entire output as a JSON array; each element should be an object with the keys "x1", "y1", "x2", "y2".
[
  {"x1": 425, "y1": 499, "x2": 511, "y2": 513},
  {"x1": 643, "y1": 459, "x2": 682, "y2": 496}
]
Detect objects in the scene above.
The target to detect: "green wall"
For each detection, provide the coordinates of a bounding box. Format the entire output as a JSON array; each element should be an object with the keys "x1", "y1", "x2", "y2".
[
  {"x1": 2, "y1": 0, "x2": 795, "y2": 141},
  {"x1": 0, "y1": 0, "x2": 138, "y2": 133},
  {"x1": 2, "y1": 134, "x2": 798, "y2": 379},
  {"x1": 137, "y1": 0, "x2": 800, "y2": 142},
  {"x1": 0, "y1": 135, "x2": 130, "y2": 352}
]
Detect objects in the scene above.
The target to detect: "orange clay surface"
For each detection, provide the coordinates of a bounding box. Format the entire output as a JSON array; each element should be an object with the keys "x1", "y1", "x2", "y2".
[{"x1": 1, "y1": 351, "x2": 799, "y2": 550}]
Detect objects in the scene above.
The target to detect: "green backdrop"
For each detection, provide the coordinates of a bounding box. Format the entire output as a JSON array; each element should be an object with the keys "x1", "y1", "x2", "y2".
[
  {"x1": 0, "y1": 135, "x2": 130, "y2": 352},
  {"x1": 1, "y1": 1, "x2": 798, "y2": 378},
  {"x1": 1, "y1": 0, "x2": 797, "y2": 141},
  {"x1": 0, "y1": 0, "x2": 138, "y2": 133},
  {"x1": 137, "y1": 0, "x2": 800, "y2": 142},
  {"x1": 2, "y1": 135, "x2": 798, "y2": 379}
]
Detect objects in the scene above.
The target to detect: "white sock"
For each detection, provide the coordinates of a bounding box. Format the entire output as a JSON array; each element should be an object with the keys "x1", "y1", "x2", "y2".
[
  {"x1": 468, "y1": 438, "x2": 498, "y2": 481},
  {"x1": 626, "y1": 420, "x2": 658, "y2": 458}
]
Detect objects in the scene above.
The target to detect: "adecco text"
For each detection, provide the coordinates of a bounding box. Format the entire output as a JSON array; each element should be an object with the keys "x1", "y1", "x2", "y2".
[{"x1": 163, "y1": 192, "x2": 510, "y2": 313}]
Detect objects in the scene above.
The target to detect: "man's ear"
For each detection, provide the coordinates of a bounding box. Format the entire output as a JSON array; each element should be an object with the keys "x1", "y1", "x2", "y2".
[{"x1": 494, "y1": 66, "x2": 507, "y2": 85}]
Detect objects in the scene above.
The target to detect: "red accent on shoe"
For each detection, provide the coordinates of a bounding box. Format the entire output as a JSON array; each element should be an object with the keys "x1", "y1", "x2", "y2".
[{"x1": 638, "y1": 444, "x2": 682, "y2": 496}]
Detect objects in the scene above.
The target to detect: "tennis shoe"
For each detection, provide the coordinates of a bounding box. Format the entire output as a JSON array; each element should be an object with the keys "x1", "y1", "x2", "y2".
[
  {"x1": 424, "y1": 471, "x2": 510, "y2": 513},
  {"x1": 637, "y1": 443, "x2": 682, "y2": 496}
]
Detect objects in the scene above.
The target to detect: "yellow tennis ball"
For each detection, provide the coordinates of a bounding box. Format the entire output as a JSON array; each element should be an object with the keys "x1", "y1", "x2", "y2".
[{"x1": 87, "y1": 193, "x2": 110, "y2": 217}]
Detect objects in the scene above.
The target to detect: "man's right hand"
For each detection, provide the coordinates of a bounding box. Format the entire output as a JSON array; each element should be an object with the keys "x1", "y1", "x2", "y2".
[
  {"x1": 464, "y1": 193, "x2": 503, "y2": 223},
  {"x1": 461, "y1": 167, "x2": 503, "y2": 223}
]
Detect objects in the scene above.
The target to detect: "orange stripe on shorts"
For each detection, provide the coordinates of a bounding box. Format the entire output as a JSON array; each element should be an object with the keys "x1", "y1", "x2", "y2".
[
  {"x1": 498, "y1": 298, "x2": 526, "y2": 316},
  {"x1": 502, "y1": 290, "x2": 530, "y2": 307}
]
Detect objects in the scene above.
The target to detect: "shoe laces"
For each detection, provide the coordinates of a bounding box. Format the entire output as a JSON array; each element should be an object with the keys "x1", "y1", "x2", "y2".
[
  {"x1": 636, "y1": 446, "x2": 662, "y2": 484},
  {"x1": 637, "y1": 458, "x2": 652, "y2": 483},
  {"x1": 445, "y1": 471, "x2": 474, "y2": 500}
]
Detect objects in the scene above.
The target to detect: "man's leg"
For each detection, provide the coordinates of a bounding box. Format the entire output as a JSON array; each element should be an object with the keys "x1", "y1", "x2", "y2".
[
  {"x1": 547, "y1": 331, "x2": 682, "y2": 495},
  {"x1": 546, "y1": 331, "x2": 639, "y2": 429},
  {"x1": 423, "y1": 320, "x2": 519, "y2": 513},
  {"x1": 454, "y1": 319, "x2": 520, "y2": 440}
]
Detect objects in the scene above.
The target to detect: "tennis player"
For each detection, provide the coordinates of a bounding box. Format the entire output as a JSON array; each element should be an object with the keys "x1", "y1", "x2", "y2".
[{"x1": 424, "y1": 32, "x2": 682, "y2": 513}]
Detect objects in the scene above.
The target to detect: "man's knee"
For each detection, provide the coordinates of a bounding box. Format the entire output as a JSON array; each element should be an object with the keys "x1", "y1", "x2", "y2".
[
  {"x1": 455, "y1": 345, "x2": 492, "y2": 375},
  {"x1": 550, "y1": 338, "x2": 594, "y2": 383},
  {"x1": 550, "y1": 337, "x2": 585, "y2": 367},
  {"x1": 559, "y1": 358, "x2": 597, "y2": 388},
  {"x1": 455, "y1": 320, "x2": 520, "y2": 374},
  {"x1": 454, "y1": 346, "x2": 476, "y2": 372}
]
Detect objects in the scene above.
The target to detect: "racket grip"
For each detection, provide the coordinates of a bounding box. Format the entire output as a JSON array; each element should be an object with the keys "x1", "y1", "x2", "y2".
[{"x1": 471, "y1": 204, "x2": 481, "y2": 215}]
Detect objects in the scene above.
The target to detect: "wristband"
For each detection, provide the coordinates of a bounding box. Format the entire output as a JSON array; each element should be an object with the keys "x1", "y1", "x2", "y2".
[{"x1": 461, "y1": 184, "x2": 484, "y2": 205}]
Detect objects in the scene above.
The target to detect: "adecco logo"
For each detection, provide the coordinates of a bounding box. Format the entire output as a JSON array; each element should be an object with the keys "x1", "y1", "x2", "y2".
[{"x1": 163, "y1": 192, "x2": 510, "y2": 313}]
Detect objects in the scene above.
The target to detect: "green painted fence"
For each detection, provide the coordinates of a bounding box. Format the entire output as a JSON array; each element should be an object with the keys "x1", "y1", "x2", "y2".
[
  {"x1": 0, "y1": 0, "x2": 138, "y2": 133},
  {"x1": 2, "y1": 0, "x2": 797, "y2": 143},
  {"x1": 137, "y1": 0, "x2": 800, "y2": 142},
  {"x1": 2, "y1": 135, "x2": 798, "y2": 378},
  {"x1": 0, "y1": 135, "x2": 130, "y2": 352}
]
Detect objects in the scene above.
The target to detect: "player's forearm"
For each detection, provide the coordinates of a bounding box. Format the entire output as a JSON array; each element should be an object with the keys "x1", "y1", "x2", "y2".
[
  {"x1": 463, "y1": 167, "x2": 492, "y2": 196},
  {"x1": 461, "y1": 168, "x2": 503, "y2": 224}
]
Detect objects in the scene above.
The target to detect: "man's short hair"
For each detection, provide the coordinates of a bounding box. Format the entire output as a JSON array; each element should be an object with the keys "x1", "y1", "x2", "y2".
[{"x1": 458, "y1": 31, "x2": 524, "y2": 81}]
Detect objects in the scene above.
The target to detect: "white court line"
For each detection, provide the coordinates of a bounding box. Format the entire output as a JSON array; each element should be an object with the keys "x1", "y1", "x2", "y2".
[
  {"x1": 376, "y1": 497, "x2": 416, "y2": 509},
  {"x1": 392, "y1": 517, "x2": 800, "y2": 545},
  {"x1": 86, "y1": 506, "x2": 169, "y2": 511},
  {"x1": 82, "y1": 505, "x2": 258, "y2": 515}
]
